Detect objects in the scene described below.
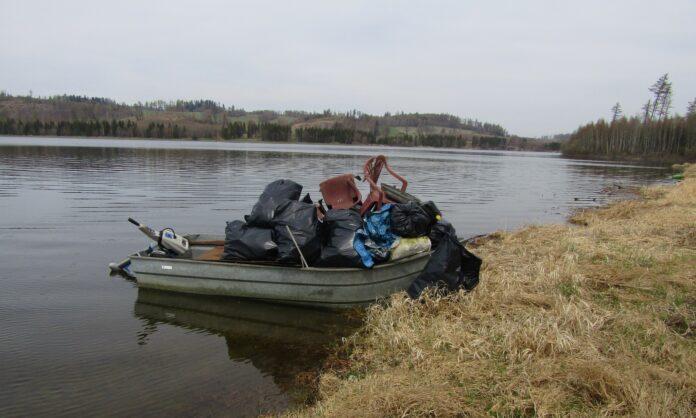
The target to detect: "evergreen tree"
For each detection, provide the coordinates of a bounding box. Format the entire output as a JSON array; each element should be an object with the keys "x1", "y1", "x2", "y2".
[
  {"x1": 642, "y1": 100, "x2": 652, "y2": 123},
  {"x1": 611, "y1": 102, "x2": 622, "y2": 123},
  {"x1": 648, "y1": 73, "x2": 672, "y2": 121},
  {"x1": 687, "y1": 98, "x2": 696, "y2": 116}
]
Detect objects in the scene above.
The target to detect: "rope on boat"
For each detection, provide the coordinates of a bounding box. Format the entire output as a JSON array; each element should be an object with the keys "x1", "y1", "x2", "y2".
[{"x1": 285, "y1": 225, "x2": 309, "y2": 269}]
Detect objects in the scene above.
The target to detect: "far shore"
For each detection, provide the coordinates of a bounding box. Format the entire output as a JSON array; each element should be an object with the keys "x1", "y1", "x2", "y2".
[
  {"x1": 0, "y1": 134, "x2": 561, "y2": 153},
  {"x1": 6, "y1": 135, "x2": 689, "y2": 166}
]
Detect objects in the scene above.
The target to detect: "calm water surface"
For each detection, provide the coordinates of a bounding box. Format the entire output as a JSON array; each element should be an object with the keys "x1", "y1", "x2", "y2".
[{"x1": 0, "y1": 137, "x2": 668, "y2": 417}]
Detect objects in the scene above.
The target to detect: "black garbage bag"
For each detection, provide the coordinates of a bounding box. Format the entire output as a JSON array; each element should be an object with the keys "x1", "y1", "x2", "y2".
[
  {"x1": 428, "y1": 218, "x2": 454, "y2": 247},
  {"x1": 315, "y1": 208, "x2": 363, "y2": 267},
  {"x1": 390, "y1": 202, "x2": 432, "y2": 237},
  {"x1": 223, "y1": 220, "x2": 278, "y2": 261},
  {"x1": 407, "y1": 220, "x2": 482, "y2": 298},
  {"x1": 272, "y1": 200, "x2": 321, "y2": 264},
  {"x1": 420, "y1": 200, "x2": 441, "y2": 222},
  {"x1": 245, "y1": 179, "x2": 303, "y2": 227}
]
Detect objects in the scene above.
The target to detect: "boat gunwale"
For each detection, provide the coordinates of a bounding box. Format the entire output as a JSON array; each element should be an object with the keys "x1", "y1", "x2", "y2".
[
  {"x1": 130, "y1": 246, "x2": 433, "y2": 273},
  {"x1": 135, "y1": 267, "x2": 421, "y2": 287}
]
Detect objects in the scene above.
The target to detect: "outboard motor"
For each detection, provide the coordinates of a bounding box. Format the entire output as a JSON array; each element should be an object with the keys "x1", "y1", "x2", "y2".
[
  {"x1": 128, "y1": 218, "x2": 190, "y2": 255},
  {"x1": 108, "y1": 218, "x2": 189, "y2": 276}
]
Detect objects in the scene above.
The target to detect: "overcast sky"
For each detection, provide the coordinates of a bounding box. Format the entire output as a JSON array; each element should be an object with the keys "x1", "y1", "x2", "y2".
[{"x1": 1, "y1": 0, "x2": 695, "y2": 137}]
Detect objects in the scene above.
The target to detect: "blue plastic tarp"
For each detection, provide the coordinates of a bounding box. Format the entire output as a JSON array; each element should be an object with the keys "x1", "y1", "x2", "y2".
[{"x1": 353, "y1": 204, "x2": 398, "y2": 268}]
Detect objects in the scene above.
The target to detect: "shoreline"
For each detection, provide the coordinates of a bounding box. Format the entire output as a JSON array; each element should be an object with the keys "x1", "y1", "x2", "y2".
[
  {"x1": 0, "y1": 134, "x2": 553, "y2": 153},
  {"x1": 287, "y1": 165, "x2": 696, "y2": 417},
  {"x1": 5, "y1": 135, "x2": 689, "y2": 164},
  {"x1": 560, "y1": 151, "x2": 691, "y2": 165}
]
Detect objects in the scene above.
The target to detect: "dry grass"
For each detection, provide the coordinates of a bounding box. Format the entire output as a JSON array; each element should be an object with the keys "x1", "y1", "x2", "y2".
[{"x1": 285, "y1": 164, "x2": 696, "y2": 417}]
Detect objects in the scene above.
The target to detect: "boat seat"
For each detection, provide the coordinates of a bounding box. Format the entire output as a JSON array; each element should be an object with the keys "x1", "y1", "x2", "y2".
[
  {"x1": 193, "y1": 247, "x2": 298, "y2": 266},
  {"x1": 319, "y1": 174, "x2": 362, "y2": 210},
  {"x1": 194, "y1": 246, "x2": 224, "y2": 261}
]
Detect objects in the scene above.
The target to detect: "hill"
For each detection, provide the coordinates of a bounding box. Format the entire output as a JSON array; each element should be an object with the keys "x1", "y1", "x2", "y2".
[{"x1": 0, "y1": 91, "x2": 555, "y2": 151}]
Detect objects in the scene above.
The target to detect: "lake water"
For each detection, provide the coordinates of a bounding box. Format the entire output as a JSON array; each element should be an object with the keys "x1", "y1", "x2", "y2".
[{"x1": 0, "y1": 137, "x2": 668, "y2": 417}]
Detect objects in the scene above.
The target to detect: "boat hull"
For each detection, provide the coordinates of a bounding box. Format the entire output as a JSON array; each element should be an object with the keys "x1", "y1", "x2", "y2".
[{"x1": 130, "y1": 250, "x2": 429, "y2": 309}]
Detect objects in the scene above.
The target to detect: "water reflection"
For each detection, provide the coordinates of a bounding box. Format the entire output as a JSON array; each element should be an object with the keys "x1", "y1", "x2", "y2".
[
  {"x1": 134, "y1": 289, "x2": 361, "y2": 408},
  {"x1": 134, "y1": 289, "x2": 361, "y2": 345}
]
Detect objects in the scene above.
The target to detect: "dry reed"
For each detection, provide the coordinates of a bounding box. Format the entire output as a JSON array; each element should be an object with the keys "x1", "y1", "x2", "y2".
[{"x1": 286, "y1": 164, "x2": 696, "y2": 417}]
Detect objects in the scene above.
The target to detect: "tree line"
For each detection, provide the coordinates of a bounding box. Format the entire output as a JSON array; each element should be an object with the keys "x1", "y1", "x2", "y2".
[
  {"x1": 0, "y1": 118, "x2": 193, "y2": 139},
  {"x1": 1, "y1": 116, "x2": 514, "y2": 149},
  {"x1": 0, "y1": 91, "x2": 509, "y2": 137},
  {"x1": 563, "y1": 74, "x2": 696, "y2": 160},
  {"x1": 295, "y1": 126, "x2": 374, "y2": 144},
  {"x1": 0, "y1": 90, "x2": 530, "y2": 149}
]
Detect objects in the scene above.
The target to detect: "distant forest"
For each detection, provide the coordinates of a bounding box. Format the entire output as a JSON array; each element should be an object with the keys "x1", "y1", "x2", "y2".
[
  {"x1": 0, "y1": 91, "x2": 557, "y2": 151},
  {"x1": 562, "y1": 74, "x2": 696, "y2": 161}
]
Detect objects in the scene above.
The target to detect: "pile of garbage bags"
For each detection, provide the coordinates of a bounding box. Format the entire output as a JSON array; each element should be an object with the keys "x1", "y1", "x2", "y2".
[
  {"x1": 224, "y1": 179, "x2": 481, "y2": 298},
  {"x1": 224, "y1": 179, "x2": 320, "y2": 265}
]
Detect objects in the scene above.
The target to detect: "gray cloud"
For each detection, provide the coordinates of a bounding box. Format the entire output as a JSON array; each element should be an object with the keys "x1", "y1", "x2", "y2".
[{"x1": 1, "y1": 0, "x2": 694, "y2": 136}]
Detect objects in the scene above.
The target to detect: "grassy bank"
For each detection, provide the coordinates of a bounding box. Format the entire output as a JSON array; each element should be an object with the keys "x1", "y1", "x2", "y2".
[{"x1": 289, "y1": 165, "x2": 696, "y2": 417}]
